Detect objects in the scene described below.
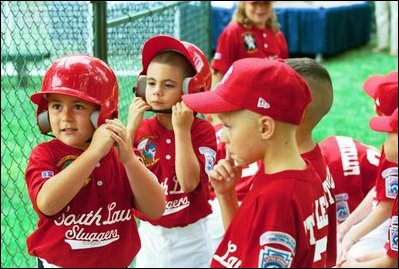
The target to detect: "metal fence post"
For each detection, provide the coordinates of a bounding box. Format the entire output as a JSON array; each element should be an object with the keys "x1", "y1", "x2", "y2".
[{"x1": 92, "y1": 1, "x2": 107, "y2": 62}]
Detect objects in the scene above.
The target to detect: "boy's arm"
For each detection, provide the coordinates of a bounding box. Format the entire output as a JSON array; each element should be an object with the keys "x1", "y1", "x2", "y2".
[
  {"x1": 107, "y1": 119, "x2": 165, "y2": 219},
  {"x1": 209, "y1": 158, "x2": 241, "y2": 229},
  {"x1": 36, "y1": 124, "x2": 114, "y2": 216},
  {"x1": 124, "y1": 156, "x2": 165, "y2": 219},
  {"x1": 173, "y1": 102, "x2": 201, "y2": 192},
  {"x1": 340, "y1": 254, "x2": 398, "y2": 268},
  {"x1": 338, "y1": 186, "x2": 375, "y2": 241},
  {"x1": 338, "y1": 199, "x2": 394, "y2": 263}
]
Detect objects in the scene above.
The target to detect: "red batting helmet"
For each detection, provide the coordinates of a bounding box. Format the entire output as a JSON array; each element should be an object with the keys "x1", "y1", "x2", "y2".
[
  {"x1": 30, "y1": 54, "x2": 119, "y2": 134},
  {"x1": 135, "y1": 35, "x2": 211, "y2": 98}
]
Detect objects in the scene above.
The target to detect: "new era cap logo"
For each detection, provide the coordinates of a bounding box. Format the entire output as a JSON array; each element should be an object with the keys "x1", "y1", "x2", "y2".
[
  {"x1": 375, "y1": 97, "x2": 380, "y2": 107},
  {"x1": 257, "y1": 97, "x2": 270, "y2": 109}
]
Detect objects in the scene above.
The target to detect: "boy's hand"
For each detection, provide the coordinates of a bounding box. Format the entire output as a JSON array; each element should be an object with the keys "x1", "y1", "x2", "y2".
[
  {"x1": 209, "y1": 153, "x2": 242, "y2": 196},
  {"x1": 172, "y1": 102, "x2": 194, "y2": 132},
  {"x1": 88, "y1": 123, "x2": 115, "y2": 158},
  {"x1": 106, "y1": 119, "x2": 134, "y2": 164},
  {"x1": 127, "y1": 97, "x2": 150, "y2": 136},
  {"x1": 337, "y1": 232, "x2": 357, "y2": 266}
]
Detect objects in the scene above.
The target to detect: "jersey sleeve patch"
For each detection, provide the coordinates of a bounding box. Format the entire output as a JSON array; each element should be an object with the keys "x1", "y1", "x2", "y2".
[
  {"x1": 258, "y1": 246, "x2": 293, "y2": 268},
  {"x1": 389, "y1": 216, "x2": 398, "y2": 252},
  {"x1": 383, "y1": 167, "x2": 398, "y2": 199},
  {"x1": 259, "y1": 231, "x2": 296, "y2": 253},
  {"x1": 199, "y1": 146, "x2": 216, "y2": 175}
]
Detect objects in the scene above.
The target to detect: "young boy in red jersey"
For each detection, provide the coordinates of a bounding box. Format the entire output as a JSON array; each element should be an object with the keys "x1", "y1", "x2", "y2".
[
  {"x1": 127, "y1": 35, "x2": 217, "y2": 268},
  {"x1": 183, "y1": 58, "x2": 329, "y2": 267},
  {"x1": 25, "y1": 54, "x2": 165, "y2": 268}
]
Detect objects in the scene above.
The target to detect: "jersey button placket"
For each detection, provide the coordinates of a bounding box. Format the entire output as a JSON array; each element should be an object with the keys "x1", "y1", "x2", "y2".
[{"x1": 165, "y1": 138, "x2": 172, "y2": 161}]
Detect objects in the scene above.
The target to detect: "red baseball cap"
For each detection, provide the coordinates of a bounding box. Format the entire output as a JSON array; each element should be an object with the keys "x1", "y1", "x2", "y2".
[
  {"x1": 363, "y1": 71, "x2": 398, "y2": 115},
  {"x1": 370, "y1": 108, "x2": 398, "y2": 134},
  {"x1": 182, "y1": 58, "x2": 312, "y2": 125}
]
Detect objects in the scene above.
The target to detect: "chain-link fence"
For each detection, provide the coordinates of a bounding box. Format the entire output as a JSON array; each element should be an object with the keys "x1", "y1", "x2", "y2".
[{"x1": 1, "y1": 1, "x2": 210, "y2": 267}]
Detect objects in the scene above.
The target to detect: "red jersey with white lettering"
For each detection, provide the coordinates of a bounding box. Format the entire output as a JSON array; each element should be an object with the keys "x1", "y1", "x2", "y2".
[
  {"x1": 133, "y1": 117, "x2": 216, "y2": 228},
  {"x1": 385, "y1": 195, "x2": 398, "y2": 259},
  {"x1": 210, "y1": 165, "x2": 328, "y2": 268},
  {"x1": 25, "y1": 139, "x2": 140, "y2": 268},
  {"x1": 374, "y1": 148, "x2": 398, "y2": 203},
  {"x1": 212, "y1": 22, "x2": 288, "y2": 74},
  {"x1": 320, "y1": 136, "x2": 380, "y2": 223},
  {"x1": 211, "y1": 124, "x2": 260, "y2": 201},
  {"x1": 301, "y1": 144, "x2": 336, "y2": 267}
]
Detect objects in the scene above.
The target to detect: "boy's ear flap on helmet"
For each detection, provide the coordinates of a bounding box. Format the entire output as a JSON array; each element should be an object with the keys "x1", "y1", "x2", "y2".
[
  {"x1": 90, "y1": 110, "x2": 100, "y2": 128},
  {"x1": 134, "y1": 75, "x2": 147, "y2": 99},
  {"x1": 37, "y1": 111, "x2": 51, "y2": 134},
  {"x1": 182, "y1": 77, "x2": 192, "y2": 95}
]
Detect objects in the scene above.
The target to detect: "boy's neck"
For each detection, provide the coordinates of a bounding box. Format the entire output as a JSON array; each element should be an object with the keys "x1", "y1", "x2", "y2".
[
  {"x1": 262, "y1": 130, "x2": 307, "y2": 174},
  {"x1": 296, "y1": 134, "x2": 317, "y2": 154},
  {"x1": 156, "y1": 114, "x2": 173, "y2": 130}
]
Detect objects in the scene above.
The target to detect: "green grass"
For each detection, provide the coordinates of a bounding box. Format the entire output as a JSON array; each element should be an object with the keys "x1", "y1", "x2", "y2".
[
  {"x1": 313, "y1": 40, "x2": 397, "y2": 148},
  {"x1": 1, "y1": 37, "x2": 398, "y2": 268}
]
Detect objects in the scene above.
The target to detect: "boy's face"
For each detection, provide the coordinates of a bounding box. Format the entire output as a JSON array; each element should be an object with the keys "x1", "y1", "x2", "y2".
[
  {"x1": 47, "y1": 93, "x2": 98, "y2": 149},
  {"x1": 145, "y1": 62, "x2": 185, "y2": 111},
  {"x1": 218, "y1": 110, "x2": 264, "y2": 166},
  {"x1": 384, "y1": 133, "x2": 398, "y2": 163}
]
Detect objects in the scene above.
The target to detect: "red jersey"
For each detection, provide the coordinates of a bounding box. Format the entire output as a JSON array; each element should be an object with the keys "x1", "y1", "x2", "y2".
[
  {"x1": 133, "y1": 117, "x2": 216, "y2": 228},
  {"x1": 385, "y1": 195, "x2": 398, "y2": 259},
  {"x1": 320, "y1": 136, "x2": 380, "y2": 223},
  {"x1": 212, "y1": 22, "x2": 288, "y2": 74},
  {"x1": 301, "y1": 144, "x2": 336, "y2": 267},
  {"x1": 210, "y1": 166, "x2": 328, "y2": 268},
  {"x1": 25, "y1": 139, "x2": 140, "y2": 268},
  {"x1": 374, "y1": 147, "x2": 398, "y2": 203}
]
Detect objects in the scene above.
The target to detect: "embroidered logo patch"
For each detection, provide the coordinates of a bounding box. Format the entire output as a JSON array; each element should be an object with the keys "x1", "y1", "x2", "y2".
[
  {"x1": 335, "y1": 193, "x2": 350, "y2": 223},
  {"x1": 382, "y1": 167, "x2": 398, "y2": 199},
  {"x1": 259, "y1": 247, "x2": 293, "y2": 268},
  {"x1": 389, "y1": 216, "x2": 398, "y2": 252},
  {"x1": 242, "y1": 33, "x2": 257, "y2": 53},
  {"x1": 199, "y1": 147, "x2": 216, "y2": 174},
  {"x1": 137, "y1": 136, "x2": 159, "y2": 167}
]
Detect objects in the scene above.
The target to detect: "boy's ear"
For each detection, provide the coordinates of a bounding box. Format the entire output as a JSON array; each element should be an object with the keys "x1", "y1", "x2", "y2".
[{"x1": 258, "y1": 116, "x2": 274, "y2": 139}]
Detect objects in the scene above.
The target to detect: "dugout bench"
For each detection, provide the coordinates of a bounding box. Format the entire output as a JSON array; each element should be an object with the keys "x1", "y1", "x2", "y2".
[{"x1": 1, "y1": 51, "x2": 50, "y2": 87}]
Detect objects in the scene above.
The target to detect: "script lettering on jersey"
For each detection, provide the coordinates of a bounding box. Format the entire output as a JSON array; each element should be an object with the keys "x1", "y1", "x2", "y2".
[
  {"x1": 161, "y1": 176, "x2": 190, "y2": 215},
  {"x1": 161, "y1": 176, "x2": 184, "y2": 195},
  {"x1": 336, "y1": 136, "x2": 360, "y2": 176},
  {"x1": 54, "y1": 202, "x2": 131, "y2": 249},
  {"x1": 213, "y1": 240, "x2": 242, "y2": 268},
  {"x1": 303, "y1": 194, "x2": 329, "y2": 262}
]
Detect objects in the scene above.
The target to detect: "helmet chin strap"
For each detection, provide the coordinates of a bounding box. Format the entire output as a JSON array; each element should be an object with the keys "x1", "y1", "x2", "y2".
[{"x1": 148, "y1": 108, "x2": 172, "y2": 114}]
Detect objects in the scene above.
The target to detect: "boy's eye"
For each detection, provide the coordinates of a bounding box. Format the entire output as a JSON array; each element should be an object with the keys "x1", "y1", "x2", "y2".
[
  {"x1": 50, "y1": 104, "x2": 61, "y2": 110},
  {"x1": 165, "y1": 83, "x2": 175, "y2": 88},
  {"x1": 74, "y1": 104, "x2": 84, "y2": 110}
]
